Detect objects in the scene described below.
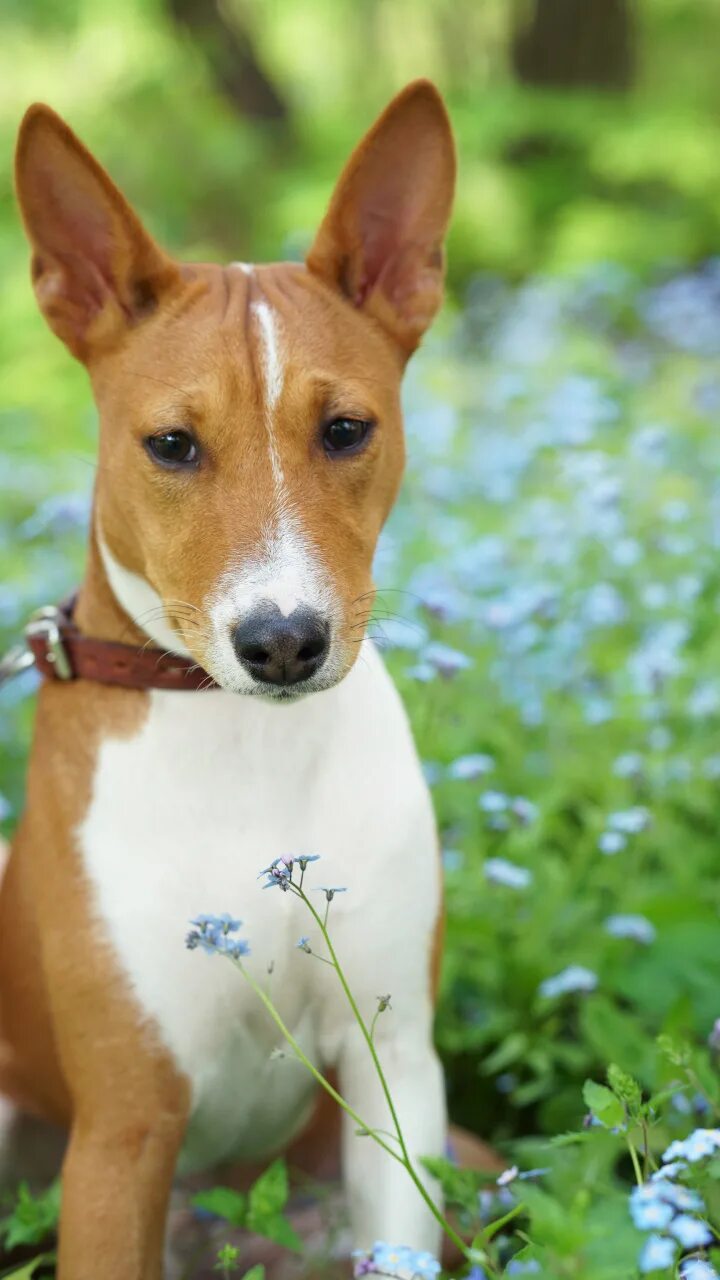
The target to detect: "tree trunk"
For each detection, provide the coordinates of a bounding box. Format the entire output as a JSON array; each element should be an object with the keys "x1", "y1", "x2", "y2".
[
  {"x1": 512, "y1": 0, "x2": 637, "y2": 91},
  {"x1": 167, "y1": 0, "x2": 290, "y2": 126}
]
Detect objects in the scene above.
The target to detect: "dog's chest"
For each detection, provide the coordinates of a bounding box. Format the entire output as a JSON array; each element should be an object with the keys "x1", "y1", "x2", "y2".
[{"x1": 77, "y1": 644, "x2": 436, "y2": 1169}]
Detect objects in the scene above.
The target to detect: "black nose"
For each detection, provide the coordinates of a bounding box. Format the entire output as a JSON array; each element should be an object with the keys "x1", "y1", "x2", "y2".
[{"x1": 232, "y1": 604, "x2": 330, "y2": 687}]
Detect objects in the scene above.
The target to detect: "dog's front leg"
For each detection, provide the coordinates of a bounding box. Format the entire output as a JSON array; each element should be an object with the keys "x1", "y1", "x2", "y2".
[
  {"x1": 58, "y1": 1098, "x2": 188, "y2": 1280},
  {"x1": 338, "y1": 1022, "x2": 446, "y2": 1256}
]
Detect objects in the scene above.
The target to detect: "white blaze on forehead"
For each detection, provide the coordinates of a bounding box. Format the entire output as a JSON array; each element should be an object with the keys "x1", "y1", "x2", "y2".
[
  {"x1": 231, "y1": 261, "x2": 254, "y2": 275},
  {"x1": 252, "y1": 299, "x2": 286, "y2": 489},
  {"x1": 204, "y1": 287, "x2": 340, "y2": 692}
]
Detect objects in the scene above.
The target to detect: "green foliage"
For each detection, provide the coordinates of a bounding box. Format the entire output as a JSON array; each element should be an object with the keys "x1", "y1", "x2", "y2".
[
  {"x1": 193, "y1": 1160, "x2": 301, "y2": 1255},
  {"x1": 213, "y1": 1245, "x2": 263, "y2": 1278},
  {"x1": 0, "y1": 1259, "x2": 55, "y2": 1280},
  {"x1": 583, "y1": 1079, "x2": 625, "y2": 1131},
  {"x1": 0, "y1": 1184, "x2": 60, "y2": 1253}
]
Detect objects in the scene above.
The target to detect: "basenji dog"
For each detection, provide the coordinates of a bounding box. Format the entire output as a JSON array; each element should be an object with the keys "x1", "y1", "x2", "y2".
[{"x1": 0, "y1": 81, "x2": 456, "y2": 1279}]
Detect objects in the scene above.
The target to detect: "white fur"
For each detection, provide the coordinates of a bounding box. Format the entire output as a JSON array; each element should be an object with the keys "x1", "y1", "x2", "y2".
[
  {"x1": 252, "y1": 299, "x2": 286, "y2": 490},
  {"x1": 78, "y1": 640, "x2": 444, "y2": 1249},
  {"x1": 232, "y1": 262, "x2": 254, "y2": 275},
  {"x1": 97, "y1": 530, "x2": 192, "y2": 658},
  {"x1": 199, "y1": 297, "x2": 342, "y2": 692},
  {"x1": 204, "y1": 508, "x2": 341, "y2": 693}
]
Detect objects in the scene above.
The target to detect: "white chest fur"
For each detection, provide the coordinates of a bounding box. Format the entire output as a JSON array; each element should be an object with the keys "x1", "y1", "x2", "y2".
[{"x1": 77, "y1": 642, "x2": 439, "y2": 1172}]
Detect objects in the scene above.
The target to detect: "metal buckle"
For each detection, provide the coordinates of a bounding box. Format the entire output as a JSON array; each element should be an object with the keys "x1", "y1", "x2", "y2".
[
  {"x1": 0, "y1": 641, "x2": 36, "y2": 687},
  {"x1": 25, "y1": 606, "x2": 73, "y2": 681}
]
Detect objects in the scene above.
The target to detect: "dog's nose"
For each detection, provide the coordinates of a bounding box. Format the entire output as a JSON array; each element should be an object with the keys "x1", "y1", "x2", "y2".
[{"x1": 232, "y1": 604, "x2": 330, "y2": 686}]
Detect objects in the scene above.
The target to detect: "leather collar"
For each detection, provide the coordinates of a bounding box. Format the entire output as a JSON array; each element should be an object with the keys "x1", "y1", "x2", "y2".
[{"x1": 25, "y1": 598, "x2": 218, "y2": 692}]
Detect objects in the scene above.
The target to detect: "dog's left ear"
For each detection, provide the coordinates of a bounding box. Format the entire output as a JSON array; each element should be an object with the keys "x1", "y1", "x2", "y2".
[
  {"x1": 306, "y1": 80, "x2": 456, "y2": 357},
  {"x1": 15, "y1": 104, "x2": 181, "y2": 362}
]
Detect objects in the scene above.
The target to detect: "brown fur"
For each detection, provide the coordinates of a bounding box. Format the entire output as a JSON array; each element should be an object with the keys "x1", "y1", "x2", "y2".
[{"x1": 2, "y1": 83, "x2": 456, "y2": 1279}]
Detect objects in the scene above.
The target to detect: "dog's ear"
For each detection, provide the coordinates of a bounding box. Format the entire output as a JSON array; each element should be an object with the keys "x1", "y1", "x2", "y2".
[
  {"x1": 306, "y1": 80, "x2": 456, "y2": 357},
  {"x1": 15, "y1": 105, "x2": 181, "y2": 361}
]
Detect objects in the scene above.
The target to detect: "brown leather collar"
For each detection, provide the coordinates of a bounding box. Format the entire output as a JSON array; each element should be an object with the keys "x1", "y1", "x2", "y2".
[{"x1": 26, "y1": 599, "x2": 218, "y2": 692}]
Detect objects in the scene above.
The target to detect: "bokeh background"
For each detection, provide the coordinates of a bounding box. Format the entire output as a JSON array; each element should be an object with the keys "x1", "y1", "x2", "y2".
[{"x1": 3, "y1": 2, "x2": 720, "y2": 1275}]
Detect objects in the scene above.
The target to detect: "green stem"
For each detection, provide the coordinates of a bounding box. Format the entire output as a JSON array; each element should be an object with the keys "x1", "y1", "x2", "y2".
[
  {"x1": 237, "y1": 961, "x2": 399, "y2": 1165},
  {"x1": 369, "y1": 1007, "x2": 382, "y2": 1043},
  {"x1": 300, "y1": 889, "x2": 470, "y2": 1261},
  {"x1": 626, "y1": 1136, "x2": 644, "y2": 1187}
]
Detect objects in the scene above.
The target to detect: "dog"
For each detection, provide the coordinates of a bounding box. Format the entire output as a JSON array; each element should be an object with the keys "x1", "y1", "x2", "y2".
[{"x1": 0, "y1": 82, "x2": 456, "y2": 1279}]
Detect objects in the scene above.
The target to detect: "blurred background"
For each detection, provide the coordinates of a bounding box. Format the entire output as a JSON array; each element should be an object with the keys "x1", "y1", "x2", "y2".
[{"x1": 3, "y1": 3, "x2": 720, "y2": 1274}]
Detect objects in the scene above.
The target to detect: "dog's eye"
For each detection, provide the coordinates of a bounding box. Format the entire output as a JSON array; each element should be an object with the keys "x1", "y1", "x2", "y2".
[
  {"x1": 323, "y1": 418, "x2": 372, "y2": 455},
  {"x1": 146, "y1": 430, "x2": 198, "y2": 467}
]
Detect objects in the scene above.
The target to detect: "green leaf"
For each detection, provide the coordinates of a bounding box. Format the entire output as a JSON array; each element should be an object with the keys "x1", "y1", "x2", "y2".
[
  {"x1": 240, "y1": 1269, "x2": 266, "y2": 1280},
  {"x1": 582, "y1": 1080, "x2": 625, "y2": 1130},
  {"x1": 0, "y1": 1182, "x2": 61, "y2": 1251},
  {"x1": 245, "y1": 1161, "x2": 300, "y2": 1253},
  {"x1": 0, "y1": 1255, "x2": 55, "y2": 1280},
  {"x1": 548, "y1": 1130, "x2": 597, "y2": 1148},
  {"x1": 247, "y1": 1213, "x2": 301, "y2": 1253},
  {"x1": 192, "y1": 1187, "x2": 247, "y2": 1227},
  {"x1": 247, "y1": 1160, "x2": 289, "y2": 1222},
  {"x1": 214, "y1": 1242, "x2": 241, "y2": 1272},
  {"x1": 606, "y1": 1063, "x2": 642, "y2": 1113}
]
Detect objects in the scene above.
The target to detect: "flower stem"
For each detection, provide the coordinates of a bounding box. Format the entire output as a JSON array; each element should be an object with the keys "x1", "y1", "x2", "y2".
[
  {"x1": 299, "y1": 889, "x2": 470, "y2": 1260},
  {"x1": 236, "y1": 961, "x2": 400, "y2": 1165},
  {"x1": 626, "y1": 1136, "x2": 644, "y2": 1188}
]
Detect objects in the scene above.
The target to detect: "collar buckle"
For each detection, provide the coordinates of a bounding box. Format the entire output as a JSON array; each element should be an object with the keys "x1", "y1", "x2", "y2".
[{"x1": 25, "y1": 606, "x2": 73, "y2": 681}]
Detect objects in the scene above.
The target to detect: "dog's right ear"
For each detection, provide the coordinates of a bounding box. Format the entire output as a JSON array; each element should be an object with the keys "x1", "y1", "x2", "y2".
[{"x1": 15, "y1": 105, "x2": 181, "y2": 362}]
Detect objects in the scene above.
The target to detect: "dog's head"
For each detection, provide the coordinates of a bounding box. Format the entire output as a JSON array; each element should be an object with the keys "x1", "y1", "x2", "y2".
[{"x1": 15, "y1": 84, "x2": 455, "y2": 698}]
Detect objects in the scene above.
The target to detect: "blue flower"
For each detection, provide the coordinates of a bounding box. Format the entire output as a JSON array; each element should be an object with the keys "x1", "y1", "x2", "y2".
[
  {"x1": 484, "y1": 858, "x2": 533, "y2": 890},
  {"x1": 406, "y1": 662, "x2": 436, "y2": 683},
  {"x1": 372, "y1": 617, "x2": 428, "y2": 651},
  {"x1": 421, "y1": 760, "x2": 444, "y2": 786},
  {"x1": 446, "y1": 752, "x2": 495, "y2": 780},
  {"x1": 604, "y1": 914, "x2": 656, "y2": 945},
  {"x1": 663, "y1": 1129, "x2": 720, "y2": 1163},
  {"x1": 651, "y1": 1180, "x2": 702, "y2": 1214},
  {"x1": 297, "y1": 854, "x2": 320, "y2": 869},
  {"x1": 422, "y1": 641, "x2": 473, "y2": 679},
  {"x1": 297, "y1": 936, "x2": 312, "y2": 953},
  {"x1": 630, "y1": 1185, "x2": 674, "y2": 1231},
  {"x1": 442, "y1": 848, "x2": 464, "y2": 872},
  {"x1": 186, "y1": 914, "x2": 249, "y2": 959},
  {"x1": 510, "y1": 796, "x2": 538, "y2": 825},
  {"x1": 669, "y1": 1215, "x2": 713, "y2": 1248},
  {"x1": 352, "y1": 1242, "x2": 441, "y2": 1279},
  {"x1": 317, "y1": 887, "x2": 347, "y2": 901},
  {"x1": 613, "y1": 752, "x2": 644, "y2": 778},
  {"x1": 607, "y1": 807, "x2": 651, "y2": 835},
  {"x1": 599, "y1": 831, "x2": 627, "y2": 856},
  {"x1": 638, "y1": 1234, "x2": 677, "y2": 1273},
  {"x1": 185, "y1": 929, "x2": 217, "y2": 955},
  {"x1": 479, "y1": 790, "x2": 508, "y2": 813},
  {"x1": 260, "y1": 857, "x2": 293, "y2": 890},
  {"x1": 189, "y1": 913, "x2": 242, "y2": 935},
  {"x1": 651, "y1": 1162, "x2": 688, "y2": 1184},
  {"x1": 681, "y1": 1262, "x2": 719, "y2": 1280},
  {"x1": 219, "y1": 937, "x2": 251, "y2": 960},
  {"x1": 539, "y1": 965, "x2": 598, "y2": 999}
]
